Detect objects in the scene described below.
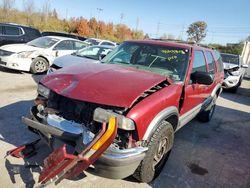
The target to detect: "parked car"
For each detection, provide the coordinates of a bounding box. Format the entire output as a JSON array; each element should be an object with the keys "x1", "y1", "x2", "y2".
[
  {"x1": 84, "y1": 37, "x2": 117, "y2": 46},
  {"x1": 0, "y1": 36, "x2": 88, "y2": 73},
  {"x1": 8, "y1": 40, "x2": 224, "y2": 186},
  {"x1": 221, "y1": 52, "x2": 248, "y2": 92},
  {"x1": 48, "y1": 45, "x2": 114, "y2": 74},
  {"x1": 0, "y1": 23, "x2": 41, "y2": 46},
  {"x1": 42, "y1": 31, "x2": 87, "y2": 41}
]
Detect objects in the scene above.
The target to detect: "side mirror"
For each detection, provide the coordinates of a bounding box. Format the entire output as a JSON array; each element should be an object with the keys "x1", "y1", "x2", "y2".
[
  {"x1": 242, "y1": 64, "x2": 249, "y2": 68},
  {"x1": 99, "y1": 54, "x2": 106, "y2": 60},
  {"x1": 191, "y1": 71, "x2": 213, "y2": 85}
]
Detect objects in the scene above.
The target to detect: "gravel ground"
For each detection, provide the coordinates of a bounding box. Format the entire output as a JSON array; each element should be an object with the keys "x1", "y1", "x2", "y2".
[{"x1": 0, "y1": 67, "x2": 250, "y2": 188}]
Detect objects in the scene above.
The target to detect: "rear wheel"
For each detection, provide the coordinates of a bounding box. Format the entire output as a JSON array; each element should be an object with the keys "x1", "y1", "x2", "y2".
[
  {"x1": 30, "y1": 57, "x2": 48, "y2": 74},
  {"x1": 198, "y1": 97, "x2": 216, "y2": 122},
  {"x1": 133, "y1": 121, "x2": 174, "y2": 183}
]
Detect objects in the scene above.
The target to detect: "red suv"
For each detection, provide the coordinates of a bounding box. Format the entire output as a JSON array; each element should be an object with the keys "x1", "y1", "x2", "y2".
[{"x1": 8, "y1": 40, "x2": 224, "y2": 185}]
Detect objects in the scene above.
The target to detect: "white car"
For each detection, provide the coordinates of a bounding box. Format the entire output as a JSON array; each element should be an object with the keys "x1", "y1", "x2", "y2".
[
  {"x1": 0, "y1": 36, "x2": 87, "y2": 73},
  {"x1": 84, "y1": 38, "x2": 117, "y2": 47},
  {"x1": 221, "y1": 53, "x2": 248, "y2": 92},
  {"x1": 48, "y1": 45, "x2": 114, "y2": 74}
]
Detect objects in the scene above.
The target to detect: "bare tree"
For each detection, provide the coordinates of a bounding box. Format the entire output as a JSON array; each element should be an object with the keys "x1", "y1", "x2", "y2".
[
  {"x1": 1, "y1": 0, "x2": 15, "y2": 21},
  {"x1": 23, "y1": 0, "x2": 35, "y2": 25},
  {"x1": 41, "y1": 0, "x2": 51, "y2": 26}
]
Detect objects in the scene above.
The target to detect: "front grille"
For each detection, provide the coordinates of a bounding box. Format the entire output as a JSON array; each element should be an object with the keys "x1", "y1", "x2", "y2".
[
  {"x1": 0, "y1": 60, "x2": 7, "y2": 65},
  {"x1": 46, "y1": 91, "x2": 126, "y2": 126},
  {"x1": 0, "y1": 49, "x2": 14, "y2": 56}
]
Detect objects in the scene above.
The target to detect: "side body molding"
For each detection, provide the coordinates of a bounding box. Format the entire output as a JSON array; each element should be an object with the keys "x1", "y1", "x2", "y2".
[
  {"x1": 211, "y1": 83, "x2": 222, "y2": 97},
  {"x1": 142, "y1": 106, "x2": 179, "y2": 140}
]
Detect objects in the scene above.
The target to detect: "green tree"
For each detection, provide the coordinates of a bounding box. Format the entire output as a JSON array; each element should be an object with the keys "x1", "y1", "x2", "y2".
[{"x1": 187, "y1": 21, "x2": 207, "y2": 43}]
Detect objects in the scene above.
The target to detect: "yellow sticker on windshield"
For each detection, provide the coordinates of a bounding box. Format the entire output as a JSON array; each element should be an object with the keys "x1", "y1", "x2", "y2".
[{"x1": 161, "y1": 49, "x2": 185, "y2": 54}]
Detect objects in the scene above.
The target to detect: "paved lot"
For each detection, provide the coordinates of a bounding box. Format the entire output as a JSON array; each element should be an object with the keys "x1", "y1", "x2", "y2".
[{"x1": 0, "y1": 67, "x2": 250, "y2": 188}]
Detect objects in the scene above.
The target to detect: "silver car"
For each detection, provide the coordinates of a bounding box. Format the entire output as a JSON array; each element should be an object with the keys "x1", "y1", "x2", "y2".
[
  {"x1": 47, "y1": 45, "x2": 114, "y2": 74},
  {"x1": 222, "y1": 53, "x2": 248, "y2": 92}
]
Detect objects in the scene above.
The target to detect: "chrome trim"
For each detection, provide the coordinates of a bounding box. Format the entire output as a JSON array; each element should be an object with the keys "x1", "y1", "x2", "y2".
[
  {"x1": 47, "y1": 114, "x2": 83, "y2": 135},
  {"x1": 103, "y1": 146, "x2": 148, "y2": 159},
  {"x1": 177, "y1": 104, "x2": 202, "y2": 131},
  {"x1": 211, "y1": 83, "x2": 222, "y2": 97},
  {"x1": 142, "y1": 106, "x2": 179, "y2": 140}
]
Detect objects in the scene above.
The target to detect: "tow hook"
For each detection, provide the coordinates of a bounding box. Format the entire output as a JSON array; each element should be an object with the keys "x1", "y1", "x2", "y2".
[{"x1": 5, "y1": 139, "x2": 41, "y2": 158}]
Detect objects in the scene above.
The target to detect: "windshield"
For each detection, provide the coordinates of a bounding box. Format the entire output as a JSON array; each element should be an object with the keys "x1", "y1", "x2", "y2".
[
  {"x1": 102, "y1": 42, "x2": 190, "y2": 82},
  {"x1": 84, "y1": 38, "x2": 100, "y2": 45},
  {"x1": 27, "y1": 37, "x2": 59, "y2": 48},
  {"x1": 74, "y1": 46, "x2": 113, "y2": 60},
  {"x1": 221, "y1": 54, "x2": 239, "y2": 65}
]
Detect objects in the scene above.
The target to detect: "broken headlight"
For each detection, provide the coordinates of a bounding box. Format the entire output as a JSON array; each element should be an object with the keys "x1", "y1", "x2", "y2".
[
  {"x1": 37, "y1": 84, "x2": 50, "y2": 98},
  {"x1": 230, "y1": 70, "x2": 240, "y2": 76},
  {"x1": 93, "y1": 108, "x2": 135, "y2": 131}
]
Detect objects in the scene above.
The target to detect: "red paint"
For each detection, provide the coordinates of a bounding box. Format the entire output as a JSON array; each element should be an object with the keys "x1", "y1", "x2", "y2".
[
  {"x1": 41, "y1": 62, "x2": 166, "y2": 108},
  {"x1": 127, "y1": 84, "x2": 183, "y2": 139}
]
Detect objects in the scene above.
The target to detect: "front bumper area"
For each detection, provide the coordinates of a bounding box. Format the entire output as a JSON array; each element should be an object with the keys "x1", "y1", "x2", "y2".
[
  {"x1": 223, "y1": 75, "x2": 241, "y2": 89},
  {"x1": 22, "y1": 112, "x2": 147, "y2": 180},
  {"x1": 0, "y1": 55, "x2": 32, "y2": 71},
  {"x1": 88, "y1": 146, "x2": 147, "y2": 179}
]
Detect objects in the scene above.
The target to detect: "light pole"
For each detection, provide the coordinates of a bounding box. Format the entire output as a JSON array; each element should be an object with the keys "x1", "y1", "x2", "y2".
[{"x1": 96, "y1": 8, "x2": 103, "y2": 38}]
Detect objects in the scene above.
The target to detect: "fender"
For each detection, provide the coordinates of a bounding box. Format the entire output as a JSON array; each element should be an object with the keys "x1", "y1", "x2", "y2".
[{"x1": 142, "y1": 106, "x2": 179, "y2": 140}]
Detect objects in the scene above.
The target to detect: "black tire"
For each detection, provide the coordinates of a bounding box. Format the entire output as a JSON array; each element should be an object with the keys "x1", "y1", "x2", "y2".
[
  {"x1": 228, "y1": 77, "x2": 242, "y2": 93},
  {"x1": 198, "y1": 97, "x2": 216, "y2": 122},
  {"x1": 133, "y1": 121, "x2": 174, "y2": 183},
  {"x1": 30, "y1": 57, "x2": 48, "y2": 74},
  {"x1": 228, "y1": 86, "x2": 239, "y2": 93}
]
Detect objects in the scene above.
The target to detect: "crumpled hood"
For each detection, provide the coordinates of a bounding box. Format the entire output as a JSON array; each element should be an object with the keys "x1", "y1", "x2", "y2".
[
  {"x1": 223, "y1": 62, "x2": 239, "y2": 70},
  {"x1": 0, "y1": 43, "x2": 40, "y2": 53},
  {"x1": 53, "y1": 54, "x2": 99, "y2": 68},
  {"x1": 41, "y1": 63, "x2": 168, "y2": 108}
]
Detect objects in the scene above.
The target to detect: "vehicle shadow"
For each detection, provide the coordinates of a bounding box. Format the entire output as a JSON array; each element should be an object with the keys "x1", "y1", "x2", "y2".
[
  {"x1": 0, "y1": 66, "x2": 24, "y2": 74},
  {"x1": 220, "y1": 90, "x2": 250, "y2": 106},
  {"x1": 1, "y1": 99, "x2": 250, "y2": 187},
  {"x1": 31, "y1": 73, "x2": 46, "y2": 84},
  {"x1": 150, "y1": 104, "x2": 250, "y2": 188},
  {"x1": 0, "y1": 100, "x2": 51, "y2": 187}
]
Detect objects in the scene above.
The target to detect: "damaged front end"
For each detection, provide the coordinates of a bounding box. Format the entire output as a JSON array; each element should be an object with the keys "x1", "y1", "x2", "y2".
[{"x1": 7, "y1": 84, "x2": 147, "y2": 186}]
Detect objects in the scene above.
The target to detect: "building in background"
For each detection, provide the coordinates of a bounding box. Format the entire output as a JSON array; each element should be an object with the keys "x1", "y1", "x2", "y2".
[{"x1": 241, "y1": 40, "x2": 250, "y2": 78}]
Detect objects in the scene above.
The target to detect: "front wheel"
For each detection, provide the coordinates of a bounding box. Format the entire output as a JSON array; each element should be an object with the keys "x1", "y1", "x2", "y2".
[
  {"x1": 133, "y1": 121, "x2": 174, "y2": 183},
  {"x1": 30, "y1": 57, "x2": 48, "y2": 74}
]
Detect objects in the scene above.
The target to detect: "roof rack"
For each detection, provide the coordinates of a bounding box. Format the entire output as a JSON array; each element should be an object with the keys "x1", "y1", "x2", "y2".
[{"x1": 149, "y1": 38, "x2": 196, "y2": 45}]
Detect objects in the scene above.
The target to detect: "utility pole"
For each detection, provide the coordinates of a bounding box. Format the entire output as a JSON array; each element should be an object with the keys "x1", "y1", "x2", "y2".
[
  {"x1": 65, "y1": 8, "x2": 68, "y2": 20},
  {"x1": 96, "y1": 8, "x2": 103, "y2": 38},
  {"x1": 180, "y1": 23, "x2": 185, "y2": 40},
  {"x1": 156, "y1": 22, "x2": 160, "y2": 38},
  {"x1": 120, "y1": 12, "x2": 124, "y2": 24},
  {"x1": 136, "y1": 17, "x2": 139, "y2": 31}
]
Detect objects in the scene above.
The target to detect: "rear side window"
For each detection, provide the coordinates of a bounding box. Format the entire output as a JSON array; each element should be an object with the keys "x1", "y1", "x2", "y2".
[
  {"x1": 205, "y1": 51, "x2": 216, "y2": 74},
  {"x1": 4, "y1": 26, "x2": 22, "y2": 35},
  {"x1": 54, "y1": 40, "x2": 74, "y2": 50},
  {"x1": 74, "y1": 41, "x2": 87, "y2": 50},
  {"x1": 192, "y1": 51, "x2": 207, "y2": 72},
  {"x1": 0, "y1": 26, "x2": 3, "y2": 35},
  {"x1": 25, "y1": 28, "x2": 41, "y2": 38},
  {"x1": 101, "y1": 42, "x2": 115, "y2": 46}
]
